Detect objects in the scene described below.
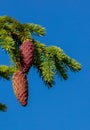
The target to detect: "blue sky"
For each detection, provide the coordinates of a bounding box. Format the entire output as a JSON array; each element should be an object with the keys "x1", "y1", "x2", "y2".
[{"x1": 0, "y1": 0, "x2": 90, "y2": 130}]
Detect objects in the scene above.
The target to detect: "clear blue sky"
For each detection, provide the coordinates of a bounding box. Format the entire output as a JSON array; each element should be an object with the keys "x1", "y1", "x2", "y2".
[{"x1": 0, "y1": 0, "x2": 90, "y2": 130}]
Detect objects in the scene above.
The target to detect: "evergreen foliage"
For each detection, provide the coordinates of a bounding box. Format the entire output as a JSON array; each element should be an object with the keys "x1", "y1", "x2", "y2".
[
  {"x1": 33, "y1": 41, "x2": 81, "y2": 87},
  {"x1": 0, "y1": 15, "x2": 81, "y2": 109},
  {"x1": 0, "y1": 103, "x2": 7, "y2": 112},
  {"x1": 0, "y1": 65, "x2": 15, "y2": 79}
]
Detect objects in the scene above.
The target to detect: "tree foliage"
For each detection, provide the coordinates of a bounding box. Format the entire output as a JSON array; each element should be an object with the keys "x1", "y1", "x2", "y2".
[
  {"x1": 0, "y1": 103, "x2": 7, "y2": 112},
  {"x1": 0, "y1": 16, "x2": 81, "y2": 110}
]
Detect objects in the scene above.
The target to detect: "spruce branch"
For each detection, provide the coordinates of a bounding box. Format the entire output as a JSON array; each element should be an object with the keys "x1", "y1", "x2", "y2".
[
  {"x1": 0, "y1": 15, "x2": 25, "y2": 43},
  {"x1": 62, "y1": 56, "x2": 81, "y2": 72},
  {"x1": 0, "y1": 15, "x2": 22, "y2": 29},
  {"x1": 0, "y1": 29, "x2": 20, "y2": 67},
  {"x1": 26, "y1": 23, "x2": 46, "y2": 36},
  {"x1": 40, "y1": 60, "x2": 56, "y2": 87},
  {"x1": 0, "y1": 103, "x2": 7, "y2": 112},
  {"x1": 0, "y1": 21, "x2": 22, "y2": 46},
  {"x1": 0, "y1": 65, "x2": 15, "y2": 80},
  {"x1": 54, "y1": 57, "x2": 68, "y2": 80},
  {"x1": 33, "y1": 40, "x2": 81, "y2": 85},
  {"x1": 46, "y1": 46, "x2": 68, "y2": 80},
  {"x1": 0, "y1": 15, "x2": 82, "y2": 109},
  {"x1": 46, "y1": 46, "x2": 81, "y2": 72},
  {"x1": 33, "y1": 40, "x2": 47, "y2": 66},
  {"x1": 0, "y1": 16, "x2": 45, "y2": 42},
  {"x1": 0, "y1": 15, "x2": 22, "y2": 36},
  {"x1": 33, "y1": 40, "x2": 54, "y2": 87}
]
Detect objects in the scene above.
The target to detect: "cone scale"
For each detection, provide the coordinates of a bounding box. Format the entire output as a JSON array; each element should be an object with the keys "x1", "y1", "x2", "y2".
[
  {"x1": 12, "y1": 70, "x2": 28, "y2": 106},
  {"x1": 20, "y1": 39, "x2": 34, "y2": 73}
]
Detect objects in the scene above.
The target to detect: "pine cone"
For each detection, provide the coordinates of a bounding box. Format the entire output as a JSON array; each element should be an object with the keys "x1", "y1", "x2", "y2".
[
  {"x1": 12, "y1": 70, "x2": 28, "y2": 106},
  {"x1": 20, "y1": 39, "x2": 34, "y2": 73}
]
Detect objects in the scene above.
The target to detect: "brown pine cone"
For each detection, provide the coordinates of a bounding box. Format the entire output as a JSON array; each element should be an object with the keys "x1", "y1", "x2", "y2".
[
  {"x1": 12, "y1": 70, "x2": 28, "y2": 106},
  {"x1": 20, "y1": 39, "x2": 34, "y2": 73}
]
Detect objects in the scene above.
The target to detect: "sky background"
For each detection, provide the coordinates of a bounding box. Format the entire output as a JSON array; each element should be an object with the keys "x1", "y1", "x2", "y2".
[{"x1": 0, "y1": 0, "x2": 90, "y2": 130}]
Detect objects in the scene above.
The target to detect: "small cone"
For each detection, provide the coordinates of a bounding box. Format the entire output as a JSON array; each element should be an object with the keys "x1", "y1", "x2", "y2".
[
  {"x1": 20, "y1": 39, "x2": 34, "y2": 73},
  {"x1": 12, "y1": 70, "x2": 28, "y2": 106}
]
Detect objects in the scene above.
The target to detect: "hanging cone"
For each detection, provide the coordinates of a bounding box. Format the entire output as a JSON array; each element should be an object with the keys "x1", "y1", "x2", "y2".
[
  {"x1": 12, "y1": 70, "x2": 28, "y2": 106},
  {"x1": 20, "y1": 39, "x2": 34, "y2": 73}
]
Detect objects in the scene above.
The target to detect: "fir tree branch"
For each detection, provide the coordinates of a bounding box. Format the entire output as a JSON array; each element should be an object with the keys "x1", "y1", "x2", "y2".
[
  {"x1": 0, "y1": 15, "x2": 25, "y2": 43},
  {"x1": 0, "y1": 15, "x2": 82, "y2": 109},
  {"x1": 54, "y1": 57, "x2": 68, "y2": 80},
  {"x1": 46, "y1": 46, "x2": 65, "y2": 61},
  {"x1": 33, "y1": 40, "x2": 56, "y2": 87},
  {"x1": 0, "y1": 21, "x2": 22, "y2": 46},
  {"x1": 33, "y1": 40, "x2": 46, "y2": 66},
  {"x1": 0, "y1": 103, "x2": 7, "y2": 112},
  {"x1": 62, "y1": 56, "x2": 81, "y2": 72},
  {"x1": 33, "y1": 42, "x2": 81, "y2": 83},
  {"x1": 0, "y1": 65, "x2": 15, "y2": 80},
  {"x1": 26, "y1": 23, "x2": 46, "y2": 36},
  {"x1": 0, "y1": 16, "x2": 45, "y2": 42},
  {"x1": 20, "y1": 24, "x2": 32, "y2": 41},
  {"x1": 40, "y1": 60, "x2": 56, "y2": 87},
  {"x1": 46, "y1": 46, "x2": 81, "y2": 78},
  {"x1": 0, "y1": 29, "x2": 20, "y2": 68},
  {"x1": 0, "y1": 15, "x2": 21, "y2": 29},
  {"x1": 46, "y1": 46, "x2": 68, "y2": 80}
]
